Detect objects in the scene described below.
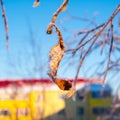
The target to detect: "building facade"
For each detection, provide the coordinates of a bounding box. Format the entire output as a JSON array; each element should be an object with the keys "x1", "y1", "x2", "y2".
[
  {"x1": 0, "y1": 78, "x2": 112, "y2": 120},
  {"x1": 65, "y1": 84, "x2": 112, "y2": 120}
]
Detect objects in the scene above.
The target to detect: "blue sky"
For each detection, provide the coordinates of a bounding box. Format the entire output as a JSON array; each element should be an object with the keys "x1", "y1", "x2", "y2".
[{"x1": 0, "y1": 0, "x2": 119, "y2": 91}]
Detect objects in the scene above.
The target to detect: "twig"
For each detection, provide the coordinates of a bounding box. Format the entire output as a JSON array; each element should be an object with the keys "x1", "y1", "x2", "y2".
[
  {"x1": 51, "y1": 0, "x2": 69, "y2": 24},
  {"x1": 47, "y1": 0, "x2": 69, "y2": 34},
  {"x1": 103, "y1": 21, "x2": 114, "y2": 84},
  {"x1": 33, "y1": 0, "x2": 40, "y2": 7},
  {"x1": 73, "y1": 32, "x2": 100, "y2": 87},
  {"x1": 0, "y1": 0, "x2": 9, "y2": 50},
  {"x1": 66, "y1": 23, "x2": 104, "y2": 53},
  {"x1": 73, "y1": 4, "x2": 120, "y2": 88}
]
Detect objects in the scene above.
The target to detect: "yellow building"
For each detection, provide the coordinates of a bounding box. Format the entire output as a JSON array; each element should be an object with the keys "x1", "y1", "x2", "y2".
[
  {"x1": 0, "y1": 91, "x2": 66, "y2": 120},
  {"x1": 0, "y1": 100, "x2": 15, "y2": 120},
  {"x1": 65, "y1": 84, "x2": 112, "y2": 120},
  {"x1": 0, "y1": 79, "x2": 69, "y2": 120},
  {"x1": 0, "y1": 79, "x2": 112, "y2": 120},
  {"x1": 29, "y1": 90, "x2": 66, "y2": 120},
  {"x1": 14, "y1": 100, "x2": 32, "y2": 120}
]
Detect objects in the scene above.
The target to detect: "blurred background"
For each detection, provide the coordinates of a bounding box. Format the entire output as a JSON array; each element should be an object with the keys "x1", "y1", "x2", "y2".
[{"x1": 0, "y1": 0, "x2": 120, "y2": 120}]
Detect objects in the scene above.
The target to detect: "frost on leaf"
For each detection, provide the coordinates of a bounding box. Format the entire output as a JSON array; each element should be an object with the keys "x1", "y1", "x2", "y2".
[
  {"x1": 47, "y1": 23, "x2": 72, "y2": 91},
  {"x1": 47, "y1": 0, "x2": 72, "y2": 92}
]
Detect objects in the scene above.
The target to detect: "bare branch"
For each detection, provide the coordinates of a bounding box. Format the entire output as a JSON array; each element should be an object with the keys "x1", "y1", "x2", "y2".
[
  {"x1": 47, "y1": 0, "x2": 69, "y2": 34},
  {"x1": 0, "y1": 0, "x2": 9, "y2": 50},
  {"x1": 64, "y1": 4, "x2": 120, "y2": 89},
  {"x1": 103, "y1": 21, "x2": 114, "y2": 84}
]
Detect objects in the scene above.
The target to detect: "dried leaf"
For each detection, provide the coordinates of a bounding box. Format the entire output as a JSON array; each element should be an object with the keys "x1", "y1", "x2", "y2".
[
  {"x1": 47, "y1": 23, "x2": 72, "y2": 91},
  {"x1": 33, "y1": 0, "x2": 40, "y2": 7},
  {"x1": 48, "y1": 42, "x2": 65, "y2": 79},
  {"x1": 47, "y1": 1, "x2": 70, "y2": 91},
  {"x1": 56, "y1": 78, "x2": 72, "y2": 90},
  {"x1": 48, "y1": 42, "x2": 72, "y2": 90}
]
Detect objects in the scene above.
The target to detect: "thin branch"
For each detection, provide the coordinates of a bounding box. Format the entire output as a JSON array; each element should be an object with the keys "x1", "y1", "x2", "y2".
[
  {"x1": 0, "y1": 0, "x2": 9, "y2": 50},
  {"x1": 47, "y1": 0, "x2": 69, "y2": 34},
  {"x1": 72, "y1": 4, "x2": 120, "y2": 88},
  {"x1": 33, "y1": 0, "x2": 40, "y2": 7},
  {"x1": 103, "y1": 21, "x2": 114, "y2": 84},
  {"x1": 66, "y1": 23, "x2": 104, "y2": 53},
  {"x1": 51, "y1": 0, "x2": 69, "y2": 24},
  {"x1": 73, "y1": 33, "x2": 100, "y2": 87}
]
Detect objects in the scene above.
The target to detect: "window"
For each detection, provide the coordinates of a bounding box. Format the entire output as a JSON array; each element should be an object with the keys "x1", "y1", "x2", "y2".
[
  {"x1": 92, "y1": 91, "x2": 111, "y2": 98},
  {"x1": 35, "y1": 94, "x2": 44, "y2": 102},
  {"x1": 0, "y1": 109, "x2": 10, "y2": 117},
  {"x1": 76, "y1": 91, "x2": 84, "y2": 100},
  {"x1": 77, "y1": 107, "x2": 84, "y2": 115},
  {"x1": 16, "y1": 108, "x2": 30, "y2": 116},
  {"x1": 92, "y1": 107, "x2": 110, "y2": 115},
  {"x1": 57, "y1": 109, "x2": 65, "y2": 115}
]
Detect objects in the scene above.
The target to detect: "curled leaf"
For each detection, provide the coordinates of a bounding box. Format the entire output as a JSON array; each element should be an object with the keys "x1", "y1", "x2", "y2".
[
  {"x1": 47, "y1": 1, "x2": 71, "y2": 91},
  {"x1": 56, "y1": 78, "x2": 72, "y2": 90},
  {"x1": 47, "y1": 23, "x2": 72, "y2": 91},
  {"x1": 48, "y1": 41, "x2": 65, "y2": 79}
]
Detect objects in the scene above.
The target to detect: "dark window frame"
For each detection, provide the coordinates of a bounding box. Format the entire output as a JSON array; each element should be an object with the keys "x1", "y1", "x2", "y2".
[
  {"x1": 0, "y1": 109, "x2": 11, "y2": 116},
  {"x1": 92, "y1": 107, "x2": 110, "y2": 115},
  {"x1": 76, "y1": 91, "x2": 85, "y2": 100},
  {"x1": 77, "y1": 107, "x2": 84, "y2": 115}
]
